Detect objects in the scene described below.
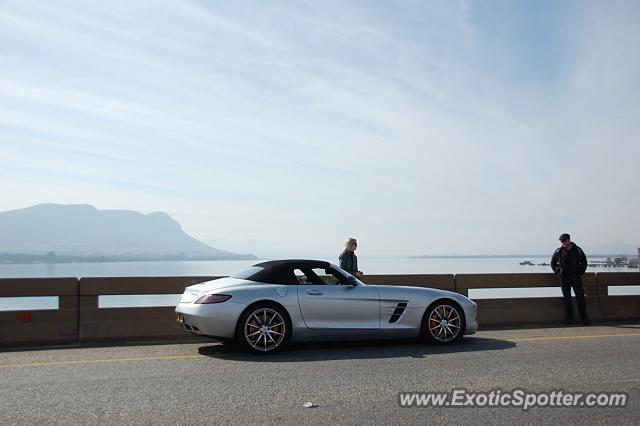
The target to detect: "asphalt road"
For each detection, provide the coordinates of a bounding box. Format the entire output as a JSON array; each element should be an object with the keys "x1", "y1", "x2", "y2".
[{"x1": 1, "y1": 324, "x2": 639, "y2": 425}]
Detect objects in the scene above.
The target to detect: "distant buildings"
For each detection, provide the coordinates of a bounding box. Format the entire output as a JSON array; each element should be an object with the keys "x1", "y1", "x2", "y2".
[
  {"x1": 628, "y1": 248, "x2": 640, "y2": 268},
  {"x1": 594, "y1": 247, "x2": 639, "y2": 269}
]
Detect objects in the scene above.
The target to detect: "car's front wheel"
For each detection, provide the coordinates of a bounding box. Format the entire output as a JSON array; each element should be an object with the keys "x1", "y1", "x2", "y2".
[
  {"x1": 237, "y1": 303, "x2": 291, "y2": 354},
  {"x1": 421, "y1": 301, "x2": 465, "y2": 344}
]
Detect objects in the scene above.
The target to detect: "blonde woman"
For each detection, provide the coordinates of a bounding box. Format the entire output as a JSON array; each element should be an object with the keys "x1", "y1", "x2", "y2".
[{"x1": 339, "y1": 238, "x2": 363, "y2": 278}]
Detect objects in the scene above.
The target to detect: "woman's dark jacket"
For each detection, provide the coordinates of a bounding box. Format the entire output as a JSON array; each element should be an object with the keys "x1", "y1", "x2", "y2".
[{"x1": 339, "y1": 250, "x2": 358, "y2": 276}]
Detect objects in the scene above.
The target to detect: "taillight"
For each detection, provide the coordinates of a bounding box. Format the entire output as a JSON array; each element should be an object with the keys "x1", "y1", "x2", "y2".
[{"x1": 194, "y1": 294, "x2": 232, "y2": 304}]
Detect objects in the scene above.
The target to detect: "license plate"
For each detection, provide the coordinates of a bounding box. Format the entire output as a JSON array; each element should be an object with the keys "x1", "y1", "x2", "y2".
[{"x1": 176, "y1": 313, "x2": 184, "y2": 323}]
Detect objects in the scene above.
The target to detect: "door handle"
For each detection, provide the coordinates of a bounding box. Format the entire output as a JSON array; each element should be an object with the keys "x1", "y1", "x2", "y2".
[{"x1": 305, "y1": 289, "x2": 323, "y2": 295}]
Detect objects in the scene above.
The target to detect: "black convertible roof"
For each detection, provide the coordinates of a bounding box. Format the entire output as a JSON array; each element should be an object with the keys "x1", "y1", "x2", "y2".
[
  {"x1": 241, "y1": 259, "x2": 338, "y2": 285},
  {"x1": 254, "y1": 259, "x2": 331, "y2": 269}
]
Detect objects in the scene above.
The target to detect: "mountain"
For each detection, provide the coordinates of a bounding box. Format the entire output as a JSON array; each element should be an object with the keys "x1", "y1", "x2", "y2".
[{"x1": 0, "y1": 204, "x2": 256, "y2": 260}]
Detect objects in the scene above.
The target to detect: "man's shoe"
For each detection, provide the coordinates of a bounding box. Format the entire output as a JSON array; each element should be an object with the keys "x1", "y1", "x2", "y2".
[
  {"x1": 581, "y1": 318, "x2": 590, "y2": 326},
  {"x1": 564, "y1": 318, "x2": 574, "y2": 325}
]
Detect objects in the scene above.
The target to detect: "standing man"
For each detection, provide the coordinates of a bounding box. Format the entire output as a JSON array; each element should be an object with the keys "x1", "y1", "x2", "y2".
[{"x1": 550, "y1": 233, "x2": 589, "y2": 325}]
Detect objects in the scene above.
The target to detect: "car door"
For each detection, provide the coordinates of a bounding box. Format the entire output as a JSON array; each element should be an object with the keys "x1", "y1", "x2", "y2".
[{"x1": 296, "y1": 266, "x2": 380, "y2": 329}]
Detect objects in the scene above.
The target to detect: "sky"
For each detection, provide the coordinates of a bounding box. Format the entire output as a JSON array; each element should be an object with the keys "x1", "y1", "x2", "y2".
[{"x1": 1, "y1": 0, "x2": 639, "y2": 258}]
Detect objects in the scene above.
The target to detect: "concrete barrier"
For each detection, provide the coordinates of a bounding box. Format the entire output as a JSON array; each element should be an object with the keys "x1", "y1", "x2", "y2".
[
  {"x1": 453, "y1": 272, "x2": 609, "y2": 326},
  {"x1": 0, "y1": 272, "x2": 638, "y2": 346},
  {"x1": 0, "y1": 278, "x2": 78, "y2": 346},
  {"x1": 78, "y1": 276, "x2": 219, "y2": 342},
  {"x1": 596, "y1": 273, "x2": 640, "y2": 321}
]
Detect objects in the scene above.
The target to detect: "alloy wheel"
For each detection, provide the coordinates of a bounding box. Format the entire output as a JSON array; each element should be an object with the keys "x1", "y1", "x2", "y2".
[
  {"x1": 244, "y1": 307, "x2": 286, "y2": 352},
  {"x1": 428, "y1": 304, "x2": 462, "y2": 343}
]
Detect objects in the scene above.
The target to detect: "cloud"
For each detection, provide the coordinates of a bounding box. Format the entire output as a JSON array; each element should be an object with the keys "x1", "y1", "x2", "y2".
[{"x1": 0, "y1": 0, "x2": 638, "y2": 255}]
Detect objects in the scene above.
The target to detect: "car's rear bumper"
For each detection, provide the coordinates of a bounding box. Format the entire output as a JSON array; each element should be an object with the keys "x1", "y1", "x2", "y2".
[{"x1": 175, "y1": 301, "x2": 246, "y2": 340}]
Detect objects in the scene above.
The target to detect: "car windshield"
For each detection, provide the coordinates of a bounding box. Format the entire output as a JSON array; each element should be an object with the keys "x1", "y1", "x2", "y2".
[
  {"x1": 231, "y1": 266, "x2": 264, "y2": 280},
  {"x1": 330, "y1": 263, "x2": 365, "y2": 285}
]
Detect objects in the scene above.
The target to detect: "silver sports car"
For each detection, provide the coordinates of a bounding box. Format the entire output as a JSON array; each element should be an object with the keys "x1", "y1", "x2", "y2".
[{"x1": 176, "y1": 259, "x2": 478, "y2": 353}]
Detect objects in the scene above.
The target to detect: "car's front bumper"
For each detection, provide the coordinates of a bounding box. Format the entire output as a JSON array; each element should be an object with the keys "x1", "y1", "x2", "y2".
[{"x1": 460, "y1": 300, "x2": 478, "y2": 335}]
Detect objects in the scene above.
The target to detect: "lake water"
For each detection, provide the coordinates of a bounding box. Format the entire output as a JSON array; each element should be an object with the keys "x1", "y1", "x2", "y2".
[
  {"x1": 1, "y1": 256, "x2": 637, "y2": 310},
  {"x1": 1, "y1": 255, "x2": 635, "y2": 277}
]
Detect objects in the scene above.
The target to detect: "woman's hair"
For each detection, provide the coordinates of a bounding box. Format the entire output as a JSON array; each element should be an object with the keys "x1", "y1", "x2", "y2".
[{"x1": 343, "y1": 238, "x2": 357, "y2": 251}]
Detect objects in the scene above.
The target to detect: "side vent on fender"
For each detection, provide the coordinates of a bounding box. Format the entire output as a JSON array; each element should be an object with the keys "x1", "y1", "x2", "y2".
[{"x1": 389, "y1": 302, "x2": 408, "y2": 323}]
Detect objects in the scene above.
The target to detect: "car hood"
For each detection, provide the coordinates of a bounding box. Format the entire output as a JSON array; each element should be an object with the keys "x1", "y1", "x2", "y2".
[{"x1": 371, "y1": 284, "x2": 473, "y2": 306}]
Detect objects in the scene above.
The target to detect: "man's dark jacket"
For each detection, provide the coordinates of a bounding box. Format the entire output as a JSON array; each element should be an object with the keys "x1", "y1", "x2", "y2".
[
  {"x1": 550, "y1": 243, "x2": 588, "y2": 279},
  {"x1": 339, "y1": 251, "x2": 358, "y2": 276}
]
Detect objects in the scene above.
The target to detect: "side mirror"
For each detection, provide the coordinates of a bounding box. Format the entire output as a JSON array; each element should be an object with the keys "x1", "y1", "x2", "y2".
[{"x1": 344, "y1": 276, "x2": 358, "y2": 287}]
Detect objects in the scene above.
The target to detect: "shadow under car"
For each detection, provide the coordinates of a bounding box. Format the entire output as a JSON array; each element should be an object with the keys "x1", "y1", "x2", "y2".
[{"x1": 197, "y1": 336, "x2": 516, "y2": 362}]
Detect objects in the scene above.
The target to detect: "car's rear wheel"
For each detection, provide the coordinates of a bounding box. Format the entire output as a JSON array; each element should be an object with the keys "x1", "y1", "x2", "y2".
[
  {"x1": 237, "y1": 303, "x2": 291, "y2": 354},
  {"x1": 421, "y1": 301, "x2": 465, "y2": 344}
]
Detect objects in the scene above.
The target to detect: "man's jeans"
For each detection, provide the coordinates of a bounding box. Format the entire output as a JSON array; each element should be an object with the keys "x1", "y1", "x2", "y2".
[{"x1": 560, "y1": 275, "x2": 588, "y2": 320}]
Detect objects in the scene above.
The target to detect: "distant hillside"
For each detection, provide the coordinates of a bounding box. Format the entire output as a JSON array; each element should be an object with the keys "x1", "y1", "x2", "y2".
[{"x1": 0, "y1": 204, "x2": 256, "y2": 261}]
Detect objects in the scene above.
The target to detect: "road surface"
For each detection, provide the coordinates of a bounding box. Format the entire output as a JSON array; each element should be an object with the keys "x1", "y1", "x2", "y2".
[{"x1": 1, "y1": 324, "x2": 639, "y2": 425}]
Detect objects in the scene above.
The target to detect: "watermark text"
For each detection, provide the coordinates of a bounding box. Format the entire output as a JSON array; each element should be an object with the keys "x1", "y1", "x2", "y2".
[{"x1": 398, "y1": 388, "x2": 628, "y2": 410}]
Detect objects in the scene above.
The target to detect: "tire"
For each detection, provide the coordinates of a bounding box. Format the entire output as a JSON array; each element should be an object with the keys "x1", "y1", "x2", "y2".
[
  {"x1": 236, "y1": 303, "x2": 291, "y2": 354},
  {"x1": 421, "y1": 301, "x2": 465, "y2": 344}
]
